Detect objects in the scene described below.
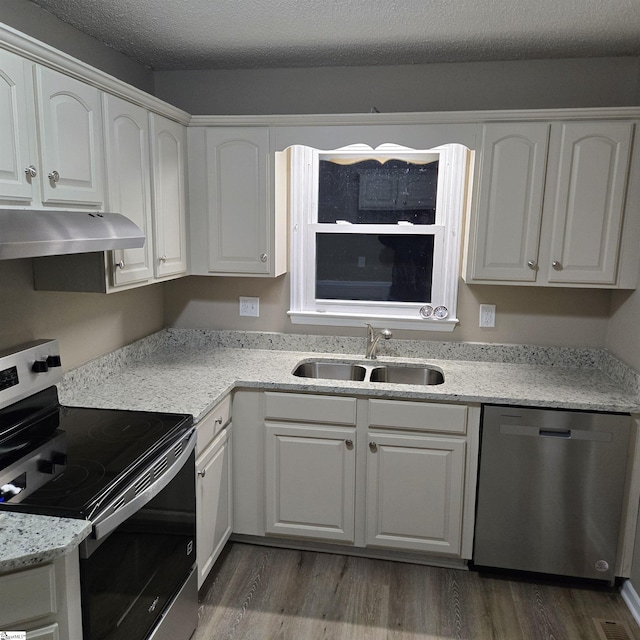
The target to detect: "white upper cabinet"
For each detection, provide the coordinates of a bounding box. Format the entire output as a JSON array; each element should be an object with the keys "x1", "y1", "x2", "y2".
[
  {"x1": 544, "y1": 122, "x2": 633, "y2": 285},
  {"x1": 0, "y1": 49, "x2": 36, "y2": 204},
  {"x1": 188, "y1": 127, "x2": 287, "y2": 277},
  {"x1": 465, "y1": 120, "x2": 637, "y2": 288},
  {"x1": 467, "y1": 123, "x2": 549, "y2": 282},
  {"x1": 35, "y1": 65, "x2": 104, "y2": 207},
  {"x1": 103, "y1": 94, "x2": 154, "y2": 286},
  {"x1": 149, "y1": 113, "x2": 188, "y2": 278}
]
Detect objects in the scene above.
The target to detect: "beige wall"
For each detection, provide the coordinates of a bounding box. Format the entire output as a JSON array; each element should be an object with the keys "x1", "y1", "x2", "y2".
[
  {"x1": 154, "y1": 57, "x2": 640, "y2": 115},
  {"x1": 164, "y1": 274, "x2": 612, "y2": 348},
  {"x1": 0, "y1": 259, "x2": 165, "y2": 370},
  {"x1": 608, "y1": 288, "x2": 640, "y2": 372}
]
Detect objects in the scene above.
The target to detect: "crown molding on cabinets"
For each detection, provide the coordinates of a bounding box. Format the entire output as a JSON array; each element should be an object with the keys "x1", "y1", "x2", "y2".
[
  {"x1": 0, "y1": 22, "x2": 190, "y2": 126},
  {"x1": 189, "y1": 107, "x2": 640, "y2": 128}
]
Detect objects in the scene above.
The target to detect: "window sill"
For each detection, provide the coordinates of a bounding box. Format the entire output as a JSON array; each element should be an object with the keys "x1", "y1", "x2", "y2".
[{"x1": 288, "y1": 310, "x2": 458, "y2": 332}]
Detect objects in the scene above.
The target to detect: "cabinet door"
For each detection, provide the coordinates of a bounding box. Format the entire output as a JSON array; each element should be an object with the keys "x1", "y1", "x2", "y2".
[
  {"x1": 149, "y1": 114, "x2": 188, "y2": 278},
  {"x1": 103, "y1": 94, "x2": 154, "y2": 286},
  {"x1": 205, "y1": 127, "x2": 272, "y2": 274},
  {"x1": 366, "y1": 433, "x2": 465, "y2": 555},
  {"x1": 264, "y1": 423, "x2": 356, "y2": 542},
  {"x1": 469, "y1": 123, "x2": 549, "y2": 282},
  {"x1": 35, "y1": 66, "x2": 104, "y2": 206},
  {"x1": 196, "y1": 426, "x2": 232, "y2": 589},
  {"x1": 0, "y1": 49, "x2": 36, "y2": 203},
  {"x1": 545, "y1": 122, "x2": 633, "y2": 285}
]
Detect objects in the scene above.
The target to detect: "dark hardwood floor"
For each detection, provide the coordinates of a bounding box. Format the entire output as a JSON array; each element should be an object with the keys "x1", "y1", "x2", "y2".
[{"x1": 194, "y1": 543, "x2": 639, "y2": 640}]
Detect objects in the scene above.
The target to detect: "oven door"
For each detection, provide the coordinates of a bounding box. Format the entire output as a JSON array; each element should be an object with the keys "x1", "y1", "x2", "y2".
[{"x1": 79, "y1": 449, "x2": 196, "y2": 640}]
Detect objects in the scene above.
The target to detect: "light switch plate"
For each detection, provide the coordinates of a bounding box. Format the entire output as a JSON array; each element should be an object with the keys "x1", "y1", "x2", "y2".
[{"x1": 239, "y1": 296, "x2": 259, "y2": 317}]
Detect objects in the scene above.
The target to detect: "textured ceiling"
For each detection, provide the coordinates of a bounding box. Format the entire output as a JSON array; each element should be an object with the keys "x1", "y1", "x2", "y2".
[{"x1": 29, "y1": 0, "x2": 640, "y2": 70}]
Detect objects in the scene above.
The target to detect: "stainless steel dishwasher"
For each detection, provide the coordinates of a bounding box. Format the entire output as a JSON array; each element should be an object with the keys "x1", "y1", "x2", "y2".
[{"x1": 473, "y1": 405, "x2": 631, "y2": 583}]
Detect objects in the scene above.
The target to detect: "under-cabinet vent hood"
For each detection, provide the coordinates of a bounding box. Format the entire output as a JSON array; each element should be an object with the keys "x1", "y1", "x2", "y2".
[{"x1": 0, "y1": 209, "x2": 145, "y2": 260}]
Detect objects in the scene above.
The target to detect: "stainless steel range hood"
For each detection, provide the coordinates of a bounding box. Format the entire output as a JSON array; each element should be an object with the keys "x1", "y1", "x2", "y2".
[{"x1": 0, "y1": 209, "x2": 145, "y2": 260}]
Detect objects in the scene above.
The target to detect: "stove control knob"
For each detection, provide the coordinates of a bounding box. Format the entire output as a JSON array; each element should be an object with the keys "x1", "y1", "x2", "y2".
[
  {"x1": 46, "y1": 355, "x2": 62, "y2": 368},
  {"x1": 32, "y1": 360, "x2": 49, "y2": 373},
  {"x1": 38, "y1": 459, "x2": 55, "y2": 474},
  {"x1": 51, "y1": 452, "x2": 67, "y2": 466}
]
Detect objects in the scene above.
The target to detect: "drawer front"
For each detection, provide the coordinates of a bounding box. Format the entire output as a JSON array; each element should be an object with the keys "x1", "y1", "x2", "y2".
[
  {"x1": 368, "y1": 399, "x2": 467, "y2": 434},
  {"x1": 27, "y1": 623, "x2": 60, "y2": 639},
  {"x1": 264, "y1": 392, "x2": 356, "y2": 425},
  {"x1": 196, "y1": 394, "x2": 232, "y2": 456},
  {"x1": 0, "y1": 564, "x2": 57, "y2": 627}
]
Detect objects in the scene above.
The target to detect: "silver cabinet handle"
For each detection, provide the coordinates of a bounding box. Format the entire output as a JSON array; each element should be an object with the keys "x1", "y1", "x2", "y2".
[
  {"x1": 369, "y1": 442, "x2": 378, "y2": 453},
  {"x1": 159, "y1": 255, "x2": 167, "y2": 263},
  {"x1": 116, "y1": 260, "x2": 125, "y2": 269},
  {"x1": 25, "y1": 165, "x2": 37, "y2": 178},
  {"x1": 48, "y1": 170, "x2": 60, "y2": 182},
  {"x1": 345, "y1": 439, "x2": 353, "y2": 449},
  {"x1": 552, "y1": 261, "x2": 563, "y2": 270},
  {"x1": 197, "y1": 469, "x2": 206, "y2": 478},
  {"x1": 260, "y1": 253, "x2": 268, "y2": 263},
  {"x1": 527, "y1": 260, "x2": 537, "y2": 269}
]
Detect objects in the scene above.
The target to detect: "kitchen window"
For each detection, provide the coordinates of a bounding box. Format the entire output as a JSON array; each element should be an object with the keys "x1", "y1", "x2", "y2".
[{"x1": 286, "y1": 143, "x2": 472, "y2": 331}]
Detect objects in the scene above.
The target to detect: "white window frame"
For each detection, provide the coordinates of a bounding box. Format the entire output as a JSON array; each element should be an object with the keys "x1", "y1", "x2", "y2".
[{"x1": 286, "y1": 143, "x2": 472, "y2": 331}]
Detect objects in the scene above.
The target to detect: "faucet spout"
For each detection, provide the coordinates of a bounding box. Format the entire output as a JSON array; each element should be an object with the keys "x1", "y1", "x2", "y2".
[{"x1": 365, "y1": 324, "x2": 392, "y2": 359}]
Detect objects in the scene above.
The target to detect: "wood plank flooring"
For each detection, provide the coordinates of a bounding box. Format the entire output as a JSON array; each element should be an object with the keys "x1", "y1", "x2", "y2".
[{"x1": 194, "y1": 542, "x2": 640, "y2": 640}]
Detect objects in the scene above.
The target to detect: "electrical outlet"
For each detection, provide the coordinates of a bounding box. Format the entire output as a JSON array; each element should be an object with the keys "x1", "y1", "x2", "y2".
[
  {"x1": 479, "y1": 304, "x2": 496, "y2": 328},
  {"x1": 239, "y1": 296, "x2": 259, "y2": 317}
]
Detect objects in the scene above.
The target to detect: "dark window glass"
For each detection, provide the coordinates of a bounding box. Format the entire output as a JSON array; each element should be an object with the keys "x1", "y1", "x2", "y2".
[
  {"x1": 318, "y1": 159, "x2": 438, "y2": 225},
  {"x1": 315, "y1": 233, "x2": 434, "y2": 302}
]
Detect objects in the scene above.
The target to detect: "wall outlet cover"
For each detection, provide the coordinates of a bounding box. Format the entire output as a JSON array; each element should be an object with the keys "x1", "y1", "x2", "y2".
[
  {"x1": 239, "y1": 296, "x2": 260, "y2": 317},
  {"x1": 479, "y1": 304, "x2": 496, "y2": 328}
]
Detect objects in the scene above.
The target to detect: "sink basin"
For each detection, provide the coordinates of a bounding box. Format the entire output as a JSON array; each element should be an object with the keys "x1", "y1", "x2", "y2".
[
  {"x1": 370, "y1": 365, "x2": 444, "y2": 385},
  {"x1": 293, "y1": 361, "x2": 367, "y2": 381}
]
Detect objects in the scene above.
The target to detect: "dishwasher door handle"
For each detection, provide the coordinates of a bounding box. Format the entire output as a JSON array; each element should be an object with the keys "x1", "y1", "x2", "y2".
[{"x1": 539, "y1": 429, "x2": 571, "y2": 438}]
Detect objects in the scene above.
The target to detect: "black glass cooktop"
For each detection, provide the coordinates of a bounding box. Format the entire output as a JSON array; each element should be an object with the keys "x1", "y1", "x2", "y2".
[{"x1": 0, "y1": 387, "x2": 193, "y2": 519}]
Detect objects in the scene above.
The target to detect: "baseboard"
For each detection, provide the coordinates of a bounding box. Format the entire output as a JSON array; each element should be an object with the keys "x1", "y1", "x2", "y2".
[
  {"x1": 230, "y1": 534, "x2": 469, "y2": 570},
  {"x1": 621, "y1": 579, "x2": 640, "y2": 627}
]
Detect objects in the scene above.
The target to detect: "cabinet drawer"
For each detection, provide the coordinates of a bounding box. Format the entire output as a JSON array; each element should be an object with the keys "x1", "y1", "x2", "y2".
[
  {"x1": 0, "y1": 564, "x2": 57, "y2": 627},
  {"x1": 368, "y1": 399, "x2": 467, "y2": 434},
  {"x1": 27, "y1": 624, "x2": 60, "y2": 640},
  {"x1": 264, "y1": 392, "x2": 356, "y2": 425},
  {"x1": 196, "y1": 394, "x2": 232, "y2": 456}
]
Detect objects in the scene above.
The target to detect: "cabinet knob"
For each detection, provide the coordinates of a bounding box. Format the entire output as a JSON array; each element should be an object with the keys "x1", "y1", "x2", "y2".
[
  {"x1": 369, "y1": 442, "x2": 378, "y2": 453},
  {"x1": 25, "y1": 165, "x2": 37, "y2": 178},
  {"x1": 260, "y1": 253, "x2": 268, "y2": 263},
  {"x1": 48, "y1": 170, "x2": 60, "y2": 183},
  {"x1": 160, "y1": 255, "x2": 167, "y2": 263},
  {"x1": 527, "y1": 260, "x2": 537, "y2": 269},
  {"x1": 197, "y1": 469, "x2": 206, "y2": 478},
  {"x1": 214, "y1": 416, "x2": 223, "y2": 425},
  {"x1": 116, "y1": 260, "x2": 125, "y2": 269},
  {"x1": 345, "y1": 439, "x2": 353, "y2": 449},
  {"x1": 552, "y1": 260, "x2": 563, "y2": 271}
]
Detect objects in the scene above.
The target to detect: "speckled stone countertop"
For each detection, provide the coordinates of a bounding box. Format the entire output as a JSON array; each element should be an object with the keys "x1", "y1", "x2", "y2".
[
  {"x1": 0, "y1": 513, "x2": 91, "y2": 572},
  {"x1": 4, "y1": 329, "x2": 640, "y2": 574},
  {"x1": 57, "y1": 329, "x2": 640, "y2": 419}
]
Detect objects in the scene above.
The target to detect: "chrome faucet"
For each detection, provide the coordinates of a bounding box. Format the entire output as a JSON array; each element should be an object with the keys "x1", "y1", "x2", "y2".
[{"x1": 365, "y1": 324, "x2": 392, "y2": 359}]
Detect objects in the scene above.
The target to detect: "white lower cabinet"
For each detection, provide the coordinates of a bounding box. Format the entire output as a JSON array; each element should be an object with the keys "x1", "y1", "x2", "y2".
[
  {"x1": 0, "y1": 553, "x2": 82, "y2": 639},
  {"x1": 264, "y1": 423, "x2": 356, "y2": 542},
  {"x1": 365, "y1": 432, "x2": 465, "y2": 554},
  {"x1": 195, "y1": 397, "x2": 233, "y2": 589},
  {"x1": 234, "y1": 390, "x2": 479, "y2": 560}
]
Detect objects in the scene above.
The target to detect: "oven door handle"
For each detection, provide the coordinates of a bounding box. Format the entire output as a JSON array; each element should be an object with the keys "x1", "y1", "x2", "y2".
[{"x1": 92, "y1": 427, "x2": 196, "y2": 541}]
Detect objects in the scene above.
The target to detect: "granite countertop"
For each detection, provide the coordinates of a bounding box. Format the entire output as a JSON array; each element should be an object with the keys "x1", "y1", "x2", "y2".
[
  {"x1": 0, "y1": 512, "x2": 91, "y2": 572},
  {"x1": 59, "y1": 340, "x2": 640, "y2": 422},
  {"x1": 3, "y1": 329, "x2": 640, "y2": 574}
]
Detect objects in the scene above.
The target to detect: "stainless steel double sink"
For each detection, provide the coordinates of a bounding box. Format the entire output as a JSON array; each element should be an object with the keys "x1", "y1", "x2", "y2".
[{"x1": 293, "y1": 360, "x2": 444, "y2": 385}]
